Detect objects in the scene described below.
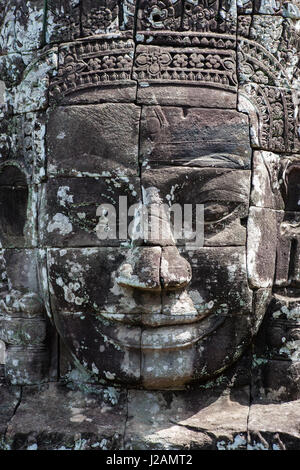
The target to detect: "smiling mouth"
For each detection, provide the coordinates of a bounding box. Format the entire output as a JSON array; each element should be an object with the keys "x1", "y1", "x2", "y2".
[
  {"x1": 100, "y1": 309, "x2": 211, "y2": 327},
  {"x1": 96, "y1": 310, "x2": 226, "y2": 351}
]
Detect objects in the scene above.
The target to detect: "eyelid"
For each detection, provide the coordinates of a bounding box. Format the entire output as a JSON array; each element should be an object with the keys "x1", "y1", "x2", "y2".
[{"x1": 204, "y1": 201, "x2": 241, "y2": 223}]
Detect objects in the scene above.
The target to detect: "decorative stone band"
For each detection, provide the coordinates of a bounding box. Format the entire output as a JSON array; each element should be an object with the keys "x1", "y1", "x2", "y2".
[
  {"x1": 239, "y1": 84, "x2": 299, "y2": 154},
  {"x1": 135, "y1": 31, "x2": 236, "y2": 48},
  {"x1": 49, "y1": 33, "x2": 299, "y2": 146},
  {"x1": 133, "y1": 44, "x2": 237, "y2": 90},
  {"x1": 49, "y1": 32, "x2": 237, "y2": 106},
  {"x1": 238, "y1": 38, "x2": 291, "y2": 89},
  {"x1": 49, "y1": 33, "x2": 136, "y2": 104}
]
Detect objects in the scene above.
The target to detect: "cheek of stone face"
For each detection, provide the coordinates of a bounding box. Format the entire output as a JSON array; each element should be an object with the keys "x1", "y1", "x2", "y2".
[
  {"x1": 47, "y1": 248, "x2": 143, "y2": 385},
  {"x1": 39, "y1": 177, "x2": 141, "y2": 247}
]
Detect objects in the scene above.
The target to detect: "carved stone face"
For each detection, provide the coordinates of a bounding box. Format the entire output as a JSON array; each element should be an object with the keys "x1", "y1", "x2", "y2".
[
  {"x1": 38, "y1": 101, "x2": 272, "y2": 389},
  {"x1": 1, "y1": 0, "x2": 299, "y2": 391}
]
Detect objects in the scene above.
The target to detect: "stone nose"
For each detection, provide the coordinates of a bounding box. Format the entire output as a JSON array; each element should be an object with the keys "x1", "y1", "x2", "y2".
[
  {"x1": 117, "y1": 186, "x2": 192, "y2": 291},
  {"x1": 116, "y1": 246, "x2": 192, "y2": 292}
]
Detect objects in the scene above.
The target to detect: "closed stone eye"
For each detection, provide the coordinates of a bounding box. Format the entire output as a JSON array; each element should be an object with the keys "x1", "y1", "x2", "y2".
[{"x1": 204, "y1": 201, "x2": 238, "y2": 223}]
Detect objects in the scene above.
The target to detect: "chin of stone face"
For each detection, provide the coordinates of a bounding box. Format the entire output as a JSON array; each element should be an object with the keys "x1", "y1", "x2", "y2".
[{"x1": 0, "y1": 0, "x2": 299, "y2": 405}]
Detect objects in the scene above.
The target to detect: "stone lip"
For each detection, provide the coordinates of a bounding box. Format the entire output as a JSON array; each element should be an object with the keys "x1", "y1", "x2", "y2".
[
  {"x1": 97, "y1": 311, "x2": 225, "y2": 350},
  {"x1": 100, "y1": 310, "x2": 211, "y2": 327}
]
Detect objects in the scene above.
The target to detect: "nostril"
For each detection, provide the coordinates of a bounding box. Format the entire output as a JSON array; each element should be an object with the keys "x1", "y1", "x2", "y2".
[{"x1": 117, "y1": 247, "x2": 162, "y2": 291}]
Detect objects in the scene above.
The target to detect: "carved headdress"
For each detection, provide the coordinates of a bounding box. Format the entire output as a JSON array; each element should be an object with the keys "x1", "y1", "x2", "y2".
[{"x1": 49, "y1": 0, "x2": 299, "y2": 154}]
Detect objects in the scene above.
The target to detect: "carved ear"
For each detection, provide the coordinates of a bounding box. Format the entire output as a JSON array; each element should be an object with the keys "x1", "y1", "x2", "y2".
[{"x1": 0, "y1": 165, "x2": 28, "y2": 246}]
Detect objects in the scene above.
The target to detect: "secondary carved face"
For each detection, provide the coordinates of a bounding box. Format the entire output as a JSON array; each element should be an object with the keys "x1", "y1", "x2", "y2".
[{"x1": 39, "y1": 103, "x2": 273, "y2": 389}]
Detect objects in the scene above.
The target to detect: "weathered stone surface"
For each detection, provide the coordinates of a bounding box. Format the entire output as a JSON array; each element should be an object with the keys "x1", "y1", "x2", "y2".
[
  {"x1": 275, "y1": 211, "x2": 300, "y2": 287},
  {"x1": 1, "y1": 0, "x2": 300, "y2": 442},
  {"x1": 46, "y1": 104, "x2": 140, "y2": 178},
  {"x1": 4, "y1": 382, "x2": 127, "y2": 450},
  {"x1": 0, "y1": 384, "x2": 20, "y2": 436},
  {"x1": 136, "y1": 0, "x2": 237, "y2": 34},
  {"x1": 39, "y1": 177, "x2": 141, "y2": 247},
  {"x1": 161, "y1": 247, "x2": 192, "y2": 289},
  {"x1": 247, "y1": 207, "x2": 277, "y2": 288},
  {"x1": 2, "y1": 381, "x2": 300, "y2": 450},
  {"x1": 136, "y1": 83, "x2": 237, "y2": 108},
  {"x1": 248, "y1": 399, "x2": 300, "y2": 450},
  {"x1": 125, "y1": 387, "x2": 250, "y2": 450},
  {"x1": 238, "y1": 0, "x2": 300, "y2": 17},
  {"x1": 2, "y1": 48, "x2": 58, "y2": 114},
  {"x1": 81, "y1": 0, "x2": 119, "y2": 36},
  {"x1": 3, "y1": 249, "x2": 39, "y2": 293},
  {"x1": 117, "y1": 247, "x2": 161, "y2": 291},
  {"x1": 238, "y1": 16, "x2": 299, "y2": 88},
  {"x1": 238, "y1": 85, "x2": 299, "y2": 154},
  {"x1": 251, "y1": 294, "x2": 300, "y2": 402},
  {"x1": 251, "y1": 151, "x2": 283, "y2": 210},
  {"x1": 46, "y1": 0, "x2": 81, "y2": 44},
  {"x1": 0, "y1": 167, "x2": 39, "y2": 249},
  {"x1": 0, "y1": 111, "x2": 47, "y2": 184},
  {"x1": 252, "y1": 359, "x2": 300, "y2": 402},
  {"x1": 0, "y1": 1, "x2": 45, "y2": 54},
  {"x1": 142, "y1": 167, "x2": 250, "y2": 246},
  {"x1": 46, "y1": 245, "x2": 259, "y2": 388},
  {"x1": 133, "y1": 42, "x2": 238, "y2": 107},
  {"x1": 140, "y1": 107, "x2": 252, "y2": 169}
]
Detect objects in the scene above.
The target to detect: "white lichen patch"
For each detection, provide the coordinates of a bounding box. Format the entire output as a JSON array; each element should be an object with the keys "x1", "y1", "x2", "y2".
[
  {"x1": 273, "y1": 304, "x2": 300, "y2": 320},
  {"x1": 217, "y1": 434, "x2": 247, "y2": 450},
  {"x1": 279, "y1": 338, "x2": 300, "y2": 361},
  {"x1": 0, "y1": 340, "x2": 6, "y2": 364},
  {"x1": 14, "y1": 4, "x2": 44, "y2": 52},
  {"x1": 57, "y1": 186, "x2": 73, "y2": 207},
  {"x1": 6, "y1": 49, "x2": 58, "y2": 114},
  {"x1": 104, "y1": 371, "x2": 116, "y2": 380},
  {"x1": 47, "y1": 213, "x2": 73, "y2": 236}
]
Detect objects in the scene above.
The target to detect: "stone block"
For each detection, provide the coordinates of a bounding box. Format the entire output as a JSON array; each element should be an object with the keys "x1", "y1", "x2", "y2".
[
  {"x1": 247, "y1": 207, "x2": 277, "y2": 288},
  {"x1": 46, "y1": 104, "x2": 140, "y2": 178},
  {"x1": 134, "y1": 45, "x2": 238, "y2": 107},
  {"x1": 140, "y1": 107, "x2": 252, "y2": 169},
  {"x1": 125, "y1": 387, "x2": 250, "y2": 450},
  {"x1": 4, "y1": 382, "x2": 127, "y2": 450},
  {"x1": 248, "y1": 398, "x2": 300, "y2": 450}
]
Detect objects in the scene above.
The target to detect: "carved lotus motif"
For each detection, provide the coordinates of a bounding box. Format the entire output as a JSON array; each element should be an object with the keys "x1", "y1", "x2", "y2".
[
  {"x1": 253, "y1": 70, "x2": 269, "y2": 84},
  {"x1": 205, "y1": 54, "x2": 221, "y2": 69},
  {"x1": 186, "y1": 5, "x2": 217, "y2": 32},
  {"x1": 135, "y1": 49, "x2": 172, "y2": 76},
  {"x1": 143, "y1": 0, "x2": 176, "y2": 30},
  {"x1": 59, "y1": 54, "x2": 86, "y2": 85},
  {"x1": 102, "y1": 55, "x2": 117, "y2": 69},
  {"x1": 173, "y1": 53, "x2": 189, "y2": 68},
  {"x1": 87, "y1": 7, "x2": 113, "y2": 31},
  {"x1": 189, "y1": 53, "x2": 205, "y2": 68}
]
